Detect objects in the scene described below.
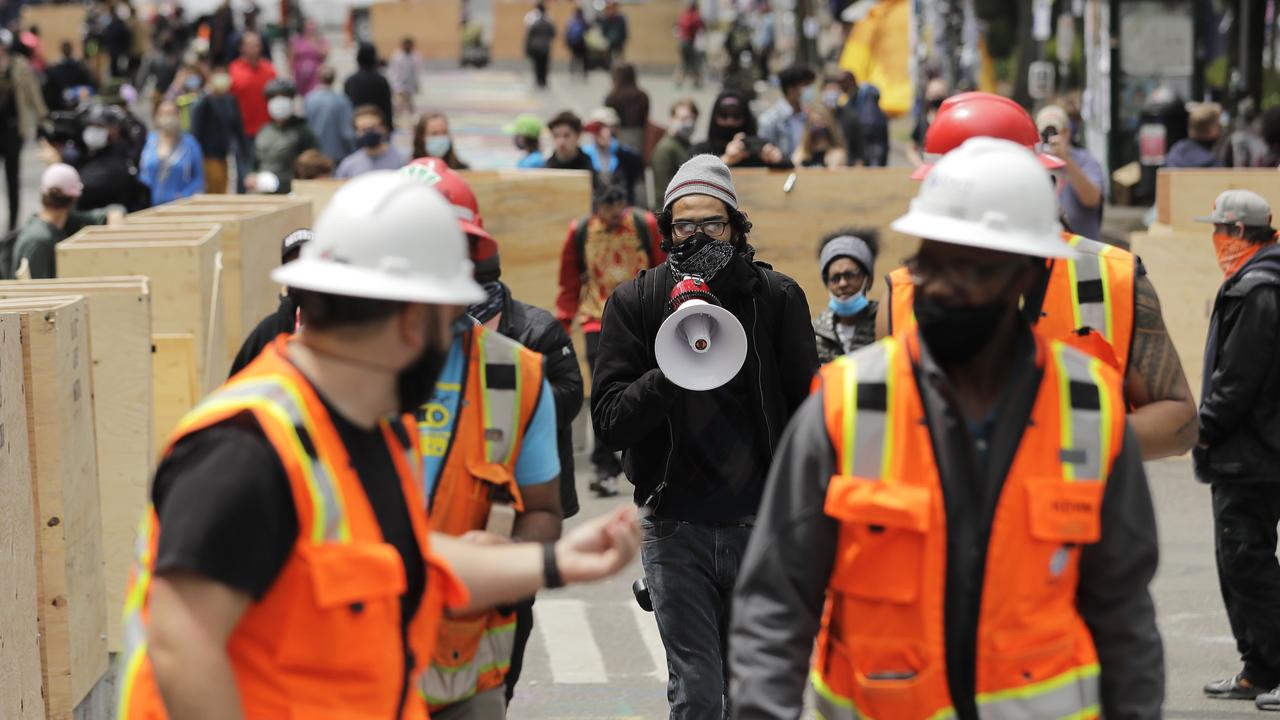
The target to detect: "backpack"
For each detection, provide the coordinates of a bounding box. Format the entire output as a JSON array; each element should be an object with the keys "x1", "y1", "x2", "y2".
[
  {"x1": 0, "y1": 226, "x2": 21, "y2": 280},
  {"x1": 527, "y1": 18, "x2": 554, "y2": 55},
  {"x1": 854, "y1": 85, "x2": 889, "y2": 142},
  {"x1": 574, "y1": 209, "x2": 652, "y2": 281},
  {"x1": 566, "y1": 17, "x2": 587, "y2": 48}
]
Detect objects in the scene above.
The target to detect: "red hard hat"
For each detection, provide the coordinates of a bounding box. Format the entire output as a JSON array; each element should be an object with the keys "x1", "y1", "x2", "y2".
[
  {"x1": 911, "y1": 91, "x2": 1066, "y2": 180},
  {"x1": 400, "y1": 157, "x2": 493, "y2": 242},
  {"x1": 399, "y1": 158, "x2": 500, "y2": 279}
]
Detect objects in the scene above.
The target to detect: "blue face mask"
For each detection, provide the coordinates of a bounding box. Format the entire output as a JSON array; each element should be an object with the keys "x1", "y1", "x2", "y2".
[{"x1": 829, "y1": 292, "x2": 869, "y2": 318}]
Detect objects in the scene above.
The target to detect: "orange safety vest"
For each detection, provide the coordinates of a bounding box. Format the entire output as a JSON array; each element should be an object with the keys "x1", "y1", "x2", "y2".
[
  {"x1": 811, "y1": 332, "x2": 1125, "y2": 720},
  {"x1": 418, "y1": 325, "x2": 545, "y2": 711},
  {"x1": 117, "y1": 338, "x2": 467, "y2": 720},
  {"x1": 885, "y1": 233, "x2": 1137, "y2": 373}
]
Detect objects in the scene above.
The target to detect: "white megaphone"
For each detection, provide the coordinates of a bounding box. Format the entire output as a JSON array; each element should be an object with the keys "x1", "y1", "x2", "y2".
[{"x1": 655, "y1": 276, "x2": 748, "y2": 391}]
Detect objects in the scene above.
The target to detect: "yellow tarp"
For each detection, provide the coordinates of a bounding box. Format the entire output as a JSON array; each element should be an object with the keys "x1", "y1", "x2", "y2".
[{"x1": 839, "y1": 0, "x2": 913, "y2": 117}]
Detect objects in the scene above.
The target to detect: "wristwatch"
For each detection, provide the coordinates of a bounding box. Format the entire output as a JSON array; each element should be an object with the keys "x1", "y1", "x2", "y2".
[{"x1": 543, "y1": 541, "x2": 564, "y2": 589}]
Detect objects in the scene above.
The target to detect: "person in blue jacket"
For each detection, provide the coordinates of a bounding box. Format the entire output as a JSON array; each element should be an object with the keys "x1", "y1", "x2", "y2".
[{"x1": 139, "y1": 99, "x2": 205, "y2": 205}]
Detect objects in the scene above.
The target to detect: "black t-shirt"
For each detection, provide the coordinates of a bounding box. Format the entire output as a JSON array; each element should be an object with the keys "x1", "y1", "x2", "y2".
[
  {"x1": 152, "y1": 393, "x2": 426, "y2": 629},
  {"x1": 229, "y1": 294, "x2": 297, "y2": 378}
]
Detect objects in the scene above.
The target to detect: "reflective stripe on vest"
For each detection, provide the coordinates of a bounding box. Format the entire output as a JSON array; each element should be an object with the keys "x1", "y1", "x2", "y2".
[
  {"x1": 1063, "y1": 235, "x2": 1112, "y2": 344},
  {"x1": 477, "y1": 329, "x2": 526, "y2": 465},
  {"x1": 1053, "y1": 343, "x2": 1114, "y2": 483},
  {"x1": 833, "y1": 340, "x2": 898, "y2": 480},
  {"x1": 812, "y1": 668, "x2": 962, "y2": 720},
  {"x1": 420, "y1": 619, "x2": 516, "y2": 706},
  {"x1": 116, "y1": 507, "x2": 158, "y2": 719},
  {"x1": 975, "y1": 663, "x2": 1100, "y2": 720}
]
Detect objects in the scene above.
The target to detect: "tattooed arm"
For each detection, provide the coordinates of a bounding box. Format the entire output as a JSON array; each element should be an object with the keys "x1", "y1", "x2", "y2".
[{"x1": 1124, "y1": 274, "x2": 1198, "y2": 459}]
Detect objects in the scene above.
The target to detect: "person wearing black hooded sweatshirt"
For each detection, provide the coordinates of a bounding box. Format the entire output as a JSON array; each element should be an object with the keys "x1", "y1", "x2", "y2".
[
  {"x1": 344, "y1": 43, "x2": 394, "y2": 132},
  {"x1": 590, "y1": 154, "x2": 817, "y2": 718},
  {"x1": 689, "y1": 90, "x2": 792, "y2": 170}
]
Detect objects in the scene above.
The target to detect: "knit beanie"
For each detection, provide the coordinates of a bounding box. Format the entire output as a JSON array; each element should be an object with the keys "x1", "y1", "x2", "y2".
[
  {"x1": 820, "y1": 235, "x2": 875, "y2": 280},
  {"x1": 663, "y1": 154, "x2": 739, "y2": 213}
]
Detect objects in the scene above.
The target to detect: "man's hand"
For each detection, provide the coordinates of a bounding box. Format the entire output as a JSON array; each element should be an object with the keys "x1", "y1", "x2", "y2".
[
  {"x1": 722, "y1": 132, "x2": 749, "y2": 166},
  {"x1": 1126, "y1": 274, "x2": 1198, "y2": 459},
  {"x1": 555, "y1": 505, "x2": 640, "y2": 584},
  {"x1": 760, "y1": 143, "x2": 784, "y2": 166},
  {"x1": 1047, "y1": 132, "x2": 1071, "y2": 161}
]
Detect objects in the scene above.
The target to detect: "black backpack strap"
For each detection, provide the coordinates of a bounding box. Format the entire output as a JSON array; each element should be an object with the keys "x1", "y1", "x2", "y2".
[{"x1": 573, "y1": 213, "x2": 591, "y2": 282}]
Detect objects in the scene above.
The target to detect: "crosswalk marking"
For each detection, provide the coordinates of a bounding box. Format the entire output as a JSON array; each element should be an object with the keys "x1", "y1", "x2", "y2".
[
  {"x1": 534, "y1": 599, "x2": 610, "y2": 684},
  {"x1": 630, "y1": 603, "x2": 669, "y2": 685}
]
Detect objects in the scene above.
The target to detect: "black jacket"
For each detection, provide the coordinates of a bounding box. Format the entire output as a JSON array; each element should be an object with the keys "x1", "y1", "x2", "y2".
[
  {"x1": 590, "y1": 256, "x2": 819, "y2": 521},
  {"x1": 230, "y1": 294, "x2": 297, "y2": 377},
  {"x1": 498, "y1": 295, "x2": 585, "y2": 518},
  {"x1": 1195, "y1": 244, "x2": 1280, "y2": 483}
]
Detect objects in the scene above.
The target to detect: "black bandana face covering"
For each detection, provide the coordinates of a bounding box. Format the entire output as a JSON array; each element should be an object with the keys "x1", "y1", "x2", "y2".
[
  {"x1": 669, "y1": 233, "x2": 736, "y2": 281},
  {"x1": 396, "y1": 314, "x2": 472, "y2": 416}
]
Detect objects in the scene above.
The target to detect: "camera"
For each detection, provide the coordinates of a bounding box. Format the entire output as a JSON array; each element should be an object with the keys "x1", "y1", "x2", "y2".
[
  {"x1": 632, "y1": 577, "x2": 653, "y2": 612},
  {"x1": 37, "y1": 110, "x2": 86, "y2": 166}
]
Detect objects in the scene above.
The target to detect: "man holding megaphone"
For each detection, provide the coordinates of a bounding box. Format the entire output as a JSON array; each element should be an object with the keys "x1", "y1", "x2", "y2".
[{"x1": 590, "y1": 154, "x2": 819, "y2": 718}]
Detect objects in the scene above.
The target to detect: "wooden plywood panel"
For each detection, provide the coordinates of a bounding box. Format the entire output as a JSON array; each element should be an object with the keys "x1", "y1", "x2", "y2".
[
  {"x1": 492, "y1": 0, "x2": 576, "y2": 61},
  {"x1": 371, "y1": 0, "x2": 462, "y2": 61},
  {"x1": 19, "y1": 4, "x2": 86, "y2": 62},
  {"x1": 0, "y1": 297, "x2": 107, "y2": 718},
  {"x1": 732, "y1": 167, "x2": 920, "y2": 311},
  {"x1": 466, "y1": 170, "x2": 593, "y2": 307},
  {"x1": 127, "y1": 205, "x2": 308, "y2": 367},
  {"x1": 291, "y1": 179, "x2": 347, "y2": 221},
  {"x1": 0, "y1": 313, "x2": 43, "y2": 720},
  {"x1": 1129, "y1": 230, "x2": 1220, "y2": 404},
  {"x1": 57, "y1": 228, "x2": 224, "y2": 392},
  {"x1": 153, "y1": 334, "x2": 199, "y2": 448},
  {"x1": 1156, "y1": 169, "x2": 1280, "y2": 233},
  {"x1": 0, "y1": 279, "x2": 151, "y2": 654},
  {"x1": 617, "y1": 1, "x2": 683, "y2": 68}
]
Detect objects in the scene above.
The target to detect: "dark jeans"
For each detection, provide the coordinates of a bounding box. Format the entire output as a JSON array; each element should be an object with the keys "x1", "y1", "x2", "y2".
[
  {"x1": 570, "y1": 46, "x2": 588, "y2": 78},
  {"x1": 641, "y1": 516, "x2": 753, "y2": 719},
  {"x1": 1213, "y1": 482, "x2": 1280, "y2": 687},
  {"x1": 531, "y1": 52, "x2": 550, "y2": 88},
  {"x1": 585, "y1": 330, "x2": 622, "y2": 478},
  {"x1": 504, "y1": 599, "x2": 535, "y2": 704}
]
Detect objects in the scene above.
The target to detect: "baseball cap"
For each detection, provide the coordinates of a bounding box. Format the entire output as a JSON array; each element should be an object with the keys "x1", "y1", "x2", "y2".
[
  {"x1": 1195, "y1": 189, "x2": 1273, "y2": 227},
  {"x1": 1035, "y1": 105, "x2": 1070, "y2": 135},
  {"x1": 584, "y1": 107, "x2": 621, "y2": 134},
  {"x1": 504, "y1": 113, "x2": 543, "y2": 139},
  {"x1": 41, "y1": 163, "x2": 83, "y2": 198},
  {"x1": 280, "y1": 227, "x2": 313, "y2": 261}
]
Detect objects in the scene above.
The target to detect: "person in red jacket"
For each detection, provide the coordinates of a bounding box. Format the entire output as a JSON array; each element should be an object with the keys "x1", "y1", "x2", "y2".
[
  {"x1": 556, "y1": 182, "x2": 664, "y2": 495},
  {"x1": 228, "y1": 31, "x2": 277, "y2": 139}
]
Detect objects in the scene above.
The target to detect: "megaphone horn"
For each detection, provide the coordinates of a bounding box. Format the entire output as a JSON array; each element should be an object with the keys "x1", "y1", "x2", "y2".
[{"x1": 655, "y1": 276, "x2": 748, "y2": 391}]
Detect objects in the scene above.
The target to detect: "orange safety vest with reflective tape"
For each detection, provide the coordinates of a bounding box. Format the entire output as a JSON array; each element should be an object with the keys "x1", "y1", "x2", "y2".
[
  {"x1": 418, "y1": 325, "x2": 545, "y2": 711},
  {"x1": 885, "y1": 233, "x2": 1137, "y2": 373},
  {"x1": 117, "y1": 337, "x2": 467, "y2": 720},
  {"x1": 811, "y1": 331, "x2": 1125, "y2": 720}
]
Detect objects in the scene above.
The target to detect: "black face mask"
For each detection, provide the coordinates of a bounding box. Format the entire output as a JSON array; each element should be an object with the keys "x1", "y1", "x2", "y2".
[
  {"x1": 912, "y1": 291, "x2": 1009, "y2": 366},
  {"x1": 395, "y1": 313, "x2": 471, "y2": 416},
  {"x1": 668, "y1": 232, "x2": 736, "y2": 281}
]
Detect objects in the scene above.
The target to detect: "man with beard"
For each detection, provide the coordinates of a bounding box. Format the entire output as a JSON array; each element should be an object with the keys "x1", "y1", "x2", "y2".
[
  {"x1": 591, "y1": 154, "x2": 819, "y2": 717},
  {"x1": 689, "y1": 91, "x2": 792, "y2": 170}
]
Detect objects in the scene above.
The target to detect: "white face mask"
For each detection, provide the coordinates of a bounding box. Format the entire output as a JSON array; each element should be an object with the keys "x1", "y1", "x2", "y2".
[
  {"x1": 267, "y1": 96, "x2": 294, "y2": 122},
  {"x1": 425, "y1": 136, "x2": 452, "y2": 157},
  {"x1": 83, "y1": 126, "x2": 109, "y2": 150}
]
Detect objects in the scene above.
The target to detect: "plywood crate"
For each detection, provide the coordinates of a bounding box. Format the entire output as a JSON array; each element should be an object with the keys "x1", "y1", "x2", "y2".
[
  {"x1": 1156, "y1": 169, "x2": 1280, "y2": 233},
  {"x1": 291, "y1": 178, "x2": 346, "y2": 221},
  {"x1": 0, "y1": 296, "x2": 107, "y2": 718},
  {"x1": 126, "y1": 202, "x2": 310, "y2": 366},
  {"x1": 1129, "y1": 229, "x2": 1221, "y2": 404},
  {"x1": 57, "y1": 225, "x2": 224, "y2": 401},
  {"x1": 0, "y1": 313, "x2": 43, "y2": 720},
  {"x1": 492, "y1": 0, "x2": 576, "y2": 61},
  {"x1": 19, "y1": 4, "x2": 86, "y2": 61},
  {"x1": 152, "y1": 334, "x2": 200, "y2": 447},
  {"x1": 370, "y1": 0, "x2": 462, "y2": 61},
  {"x1": 0, "y1": 278, "x2": 152, "y2": 654}
]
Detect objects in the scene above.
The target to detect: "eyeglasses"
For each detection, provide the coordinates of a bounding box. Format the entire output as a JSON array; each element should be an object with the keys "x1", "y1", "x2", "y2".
[
  {"x1": 672, "y1": 219, "x2": 729, "y2": 240},
  {"x1": 904, "y1": 254, "x2": 1022, "y2": 288},
  {"x1": 826, "y1": 270, "x2": 866, "y2": 286}
]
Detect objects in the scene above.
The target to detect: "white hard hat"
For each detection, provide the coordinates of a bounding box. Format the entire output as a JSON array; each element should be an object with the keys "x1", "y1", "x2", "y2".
[
  {"x1": 272, "y1": 171, "x2": 485, "y2": 305},
  {"x1": 891, "y1": 137, "x2": 1074, "y2": 259}
]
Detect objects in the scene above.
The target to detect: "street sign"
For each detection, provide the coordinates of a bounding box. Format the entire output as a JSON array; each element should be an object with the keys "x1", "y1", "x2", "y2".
[{"x1": 1028, "y1": 61, "x2": 1056, "y2": 99}]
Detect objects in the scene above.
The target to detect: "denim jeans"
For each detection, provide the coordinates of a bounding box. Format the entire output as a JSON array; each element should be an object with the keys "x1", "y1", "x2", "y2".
[{"x1": 641, "y1": 516, "x2": 753, "y2": 719}]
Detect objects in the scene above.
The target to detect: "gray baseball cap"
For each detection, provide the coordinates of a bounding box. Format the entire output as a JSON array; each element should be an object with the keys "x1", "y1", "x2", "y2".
[{"x1": 1195, "y1": 189, "x2": 1274, "y2": 227}]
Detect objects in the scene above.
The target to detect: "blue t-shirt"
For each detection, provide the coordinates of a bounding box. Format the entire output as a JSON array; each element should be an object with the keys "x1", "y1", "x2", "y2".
[
  {"x1": 1059, "y1": 146, "x2": 1106, "y2": 243},
  {"x1": 517, "y1": 151, "x2": 546, "y2": 169},
  {"x1": 419, "y1": 338, "x2": 560, "y2": 501}
]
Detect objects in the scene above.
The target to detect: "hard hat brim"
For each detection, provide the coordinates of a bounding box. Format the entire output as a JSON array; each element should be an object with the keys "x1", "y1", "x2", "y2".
[
  {"x1": 459, "y1": 218, "x2": 493, "y2": 241},
  {"x1": 891, "y1": 208, "x2": 1076, "y2": 259},
  {"x1": 911, "y1": 151, "x2": 1065, "y2": 181},
  {"x1": 272, "y1": 258, "x2": 487, "y2": 305}
]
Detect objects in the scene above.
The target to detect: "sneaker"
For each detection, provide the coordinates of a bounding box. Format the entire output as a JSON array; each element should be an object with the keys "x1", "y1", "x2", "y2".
[
  {"x1": 1258, "y1": 688, "x2": 1280, "y2": 711},
  {"x1": 589, "y1": 474, "x2": 620, "y2": 498},
  {"x1": 1204, "y1": 673, "x2": 1266, "y2": 700}
]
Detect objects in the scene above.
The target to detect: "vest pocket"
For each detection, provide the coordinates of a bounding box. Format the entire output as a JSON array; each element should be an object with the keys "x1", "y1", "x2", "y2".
[
  {"x1": 1025, "y1": 482, "x2": 1105, "y2": 544},
  {"x1": 276, "y1": 543, "x2": 407, "y2": 682},
  {"x1": 825, "y1": 475, "x2": 931, "y2": 604}
]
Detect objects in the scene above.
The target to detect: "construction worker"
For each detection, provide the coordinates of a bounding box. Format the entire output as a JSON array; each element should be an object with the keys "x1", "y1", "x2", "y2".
[
  {"x1": 876, "y1": 91, "x2": 1197, "y2": 460},
  {"x1": 398, "y1": 157, "x2": 565, "y2": 719},
  {"x1": 116, "y1": 171, "x2": 640, "y2": 720},
  {"x1": 729, "y1": 138, "x2": 1163, "y2": 719}
]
